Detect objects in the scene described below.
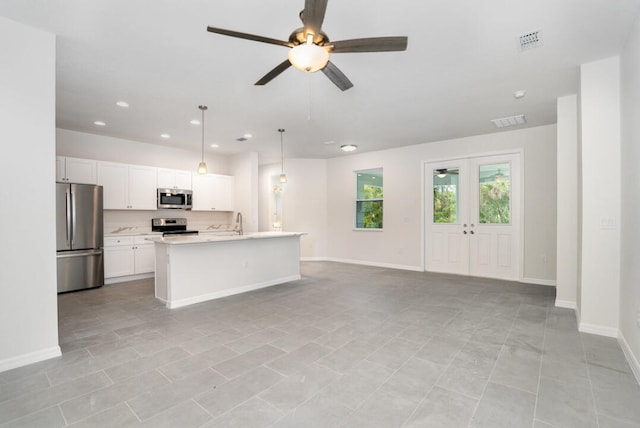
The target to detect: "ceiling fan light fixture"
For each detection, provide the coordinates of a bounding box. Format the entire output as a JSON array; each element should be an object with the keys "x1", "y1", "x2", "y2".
[{"x1": 288, "y1": 39, "x2": 329, "y2": 73}]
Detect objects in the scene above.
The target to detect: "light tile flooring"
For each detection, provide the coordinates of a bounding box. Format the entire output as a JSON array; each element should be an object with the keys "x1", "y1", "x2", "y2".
[{"x1": 1, "y1": 262, "x2": 639, "y2": 427}]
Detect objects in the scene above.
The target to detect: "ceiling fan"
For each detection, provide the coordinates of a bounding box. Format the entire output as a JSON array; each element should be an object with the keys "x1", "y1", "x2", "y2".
[
  {"x1": 435, "y1": 168, "x2": 460, "y2": 178},
  {"x1": 206, "y1": 0, "x2": 408, "y2": 91}
]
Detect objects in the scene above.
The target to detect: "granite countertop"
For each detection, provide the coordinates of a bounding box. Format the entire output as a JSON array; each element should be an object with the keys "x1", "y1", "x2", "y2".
[
  {"x1": 104, "y1": 227, "x2": 236, "y2": 237},
  {"x1": 145, "y1": 231, "x2": 306, "y2": 245},
  {"x1": 104, "y1": 230, "x2": 161, "y2": 237}
]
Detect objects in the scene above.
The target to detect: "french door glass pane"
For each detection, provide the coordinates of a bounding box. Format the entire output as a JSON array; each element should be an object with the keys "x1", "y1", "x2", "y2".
[
  {"x1": 433, "y1": 168, "x2": 459, "y2": 223},
  {"x1": 478, "y1": 163, "x2": 510, "y2": 224}
]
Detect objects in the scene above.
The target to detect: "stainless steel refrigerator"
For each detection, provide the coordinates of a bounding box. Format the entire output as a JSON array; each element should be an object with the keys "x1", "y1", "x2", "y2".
[{"x1": 56, "y1": 183, "x2": 104, "y2": 293}]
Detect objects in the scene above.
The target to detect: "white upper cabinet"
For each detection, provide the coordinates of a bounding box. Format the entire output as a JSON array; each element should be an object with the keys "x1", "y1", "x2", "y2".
[
  {"x1": 157, "y1": 168, "x2": 192, "y2": 190},
  {"x1": 128, "y1": 165, "x2": 158, "y2": 209},
  {"x1": 213, "y1": 174, "x2": 235, "y2": 212},
  {"x1": 191, "y1": 173, "x2": 235, "y2": 211},
  {"x1": 56, "y1": 156, "x2": 97, "y2": 184},
  {"x1": 97, "y1": 161, "x2": 157, "y2": 210}
]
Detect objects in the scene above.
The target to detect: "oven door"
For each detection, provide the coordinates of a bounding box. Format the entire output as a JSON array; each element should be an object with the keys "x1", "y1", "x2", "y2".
[{"x1": 157, "y1": 189, "x2": 192, "y2": 209}]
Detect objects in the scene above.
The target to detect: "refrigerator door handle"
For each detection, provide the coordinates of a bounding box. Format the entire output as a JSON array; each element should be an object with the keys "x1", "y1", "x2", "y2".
[
  {"x1": 71, "y1": 189, "x2": 76, "y2": 246},
  {"x1": 66, "y1": 187, "x2": 72, "y2": 247},
  {"x1": 56, "y1": 249, "x2": 103, "y2": 258}
]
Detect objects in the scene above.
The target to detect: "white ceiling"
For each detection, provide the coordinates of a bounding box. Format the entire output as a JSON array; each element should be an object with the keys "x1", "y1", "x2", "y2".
[{"x1": 2, "y1": 0, "x2": 639, "y2": 164}]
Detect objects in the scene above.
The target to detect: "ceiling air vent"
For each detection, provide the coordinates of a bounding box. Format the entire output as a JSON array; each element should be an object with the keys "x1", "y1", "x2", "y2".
[
  {"x1": 491, "y1": 114, "x2": 527, "y2": 128},
  {"x1": 518, "y1": 30, "x2": 542, "y2": 51}
]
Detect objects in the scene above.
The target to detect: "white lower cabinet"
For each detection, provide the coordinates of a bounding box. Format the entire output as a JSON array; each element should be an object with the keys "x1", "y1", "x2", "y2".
[
  {"x1": 133, "y1": 243, "x2": 155, "y2": 274},
  {"x1": 104, "y1": 235, "x2": 155, "y2": 279}
]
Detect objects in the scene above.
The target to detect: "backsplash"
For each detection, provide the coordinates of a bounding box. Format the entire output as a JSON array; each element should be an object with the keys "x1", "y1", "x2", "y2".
[{"x1": 104, "y1": 209, "x2": 234, "y2": 234}]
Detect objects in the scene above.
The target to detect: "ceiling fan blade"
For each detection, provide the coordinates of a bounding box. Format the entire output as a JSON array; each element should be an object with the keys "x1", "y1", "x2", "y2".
[
  {"x1": 207, "y1": 26, "x2": 293, "y2": 48},
  {"x1": 302, "y1": 0, "x2": 328, "y2": 34},
  {"x1": 330, "y1": 36, "x2": 408, "y2": 53},
  {"x1": 321, "y1": 61, "x2": 353, "y2": 91},
  {"x1": 255, "y1": 59, "x2": 292, "y2": 86}
]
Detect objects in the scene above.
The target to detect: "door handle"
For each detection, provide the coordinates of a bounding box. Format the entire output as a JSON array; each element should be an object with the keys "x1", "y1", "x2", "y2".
[
  {"x1": 463, "y1": 230, "x2": 467, "y2": 234},
  {"x1": 470, "y1": 230, "x2": 475, "y2": 234},
  {"x1": 66, "y1": 188, "x2": 72, "y2": 246}
]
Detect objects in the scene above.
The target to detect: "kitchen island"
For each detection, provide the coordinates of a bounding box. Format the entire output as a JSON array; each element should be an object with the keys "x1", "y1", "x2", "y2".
[{"x1": 147, "y1": 232, "x2": 305, "y2": 309}]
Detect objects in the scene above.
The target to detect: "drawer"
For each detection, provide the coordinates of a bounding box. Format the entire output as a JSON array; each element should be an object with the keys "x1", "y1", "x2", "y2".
[
  {"x1": 134, "y1": 235, "x2": 155, "y2": 244},
  {"x1": 104, "y1": 236, "x2": 134, "y2": 247}
]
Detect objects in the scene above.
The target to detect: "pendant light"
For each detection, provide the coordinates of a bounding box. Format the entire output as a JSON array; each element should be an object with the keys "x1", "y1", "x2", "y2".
[
  {"x1": 278, "y1": 128, "x2": 287, "y2": 183},
  {"x1": 197, "y1": 105, "x2": 208, "y2": 175}
]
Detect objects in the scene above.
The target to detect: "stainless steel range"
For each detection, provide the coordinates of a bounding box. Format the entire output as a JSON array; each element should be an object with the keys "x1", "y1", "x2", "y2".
[{"x1": 151, "y1": 218, "x2": 199, "y2": 236}]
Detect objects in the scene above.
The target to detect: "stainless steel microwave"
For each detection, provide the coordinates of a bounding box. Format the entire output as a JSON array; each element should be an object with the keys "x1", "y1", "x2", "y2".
[{"x1": 157, "y1": 188, "x2": 192, "y2": 210}]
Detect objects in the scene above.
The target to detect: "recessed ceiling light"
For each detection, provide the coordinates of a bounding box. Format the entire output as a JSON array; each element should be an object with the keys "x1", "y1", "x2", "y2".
[
  {"x1": 341, "y1": 144, "x2": 358, "y2": 152},
  {"x1": 323, "y1": 140, "x2": 336, "y2": 145},
  {"x1": 513, "y1": 90, "x2": 526, "y2": 99},
  {"x1": 115, "y1": 101, "x2": 129, "y2": 108},
  {"x1": 160, "y1": 133, "x2": 171, "y2": 139},
  {"x1": 93, "y1": 120, "x2": 106, "y2": 126},
  {"x1": 210, "y1": 144, "x2": 219, "y2": 148},
  {"x1": 190, "y1": 119, "x2": 200, "y2": 125},
  {"x1": 243, "y1": 133, "x2": 253, "y2": 139}
]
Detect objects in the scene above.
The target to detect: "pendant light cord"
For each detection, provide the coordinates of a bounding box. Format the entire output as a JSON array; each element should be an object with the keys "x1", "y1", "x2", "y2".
[
  {"x1": 279, "y1": 128, "x2": 285, "y2": 173},
  {"x1": 200, "y1": 105, "x2": 207, "y2": 163}
]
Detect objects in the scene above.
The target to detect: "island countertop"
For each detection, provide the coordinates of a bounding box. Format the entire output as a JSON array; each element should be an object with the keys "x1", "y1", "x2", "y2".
[{"x1": 145, "y1": 231, "x2": 305, "y2": 245}]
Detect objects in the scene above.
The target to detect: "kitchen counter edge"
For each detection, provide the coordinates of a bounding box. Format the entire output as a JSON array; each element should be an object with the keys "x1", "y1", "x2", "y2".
[{"x1": 145, "y1": 232, "x2": 306, "y2": 245}]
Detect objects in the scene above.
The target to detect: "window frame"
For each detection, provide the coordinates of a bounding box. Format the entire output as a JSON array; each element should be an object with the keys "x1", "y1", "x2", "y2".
[{"x1": 354, "y1": 167, "x2": 384, "y2": 230}]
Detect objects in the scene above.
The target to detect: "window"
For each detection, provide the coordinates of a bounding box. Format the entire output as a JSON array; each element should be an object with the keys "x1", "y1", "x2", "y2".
[
  {"x1": 433, "y1": 167, "x2": 459, "y2": 223},
  {"x1": 355, "y1": 168, "x2": 383, "y2": 229},
  {"x1": 478, "y1": 162, "x2": 511, "y2": 224}
]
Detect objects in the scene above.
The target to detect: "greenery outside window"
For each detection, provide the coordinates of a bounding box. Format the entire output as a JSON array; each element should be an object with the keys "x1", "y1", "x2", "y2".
[
  {"x1": 355, "y1": 168, "x2": 383, "y2": 229},
  {"x1": 433, "y1": 168, "x2": 459, "y2": 223}
]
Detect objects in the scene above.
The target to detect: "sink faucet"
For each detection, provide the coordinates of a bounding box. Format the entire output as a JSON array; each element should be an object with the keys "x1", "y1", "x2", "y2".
[{"x1": 234, "y1": 212, "x2": 243, "y2": 235}]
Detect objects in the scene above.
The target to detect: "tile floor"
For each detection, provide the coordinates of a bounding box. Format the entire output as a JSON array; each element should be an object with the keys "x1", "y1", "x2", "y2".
[{"x1": 1, "y1": 262, "x2": 639, "y2": 427}]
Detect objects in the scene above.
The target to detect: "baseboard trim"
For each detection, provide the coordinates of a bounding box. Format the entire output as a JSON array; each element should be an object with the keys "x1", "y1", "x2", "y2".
[
  {"x1": 578, "y1": 322, "x2": 619, "y2": 338},
  {"x1": 0, "y1": 346, "x2": 62, "y2": 373},
  {"x1": 105, "y1": 272, "x2": 154, "y2": 285},
  {"x1": 555, "y1": 299, "x2": 577, "y2": 309},
  {"x1": 522, "y1": 277, "x2": 556, "y2": 286},
  {"x1": 300, "y1": 257, "x2": 330, "y2": 262},
  {"x1": 165, "y1": 274, "x2": 302, "y2": 309},
  {"x1": 324, "y1": 258, "x2": 423, "y2": 272},
  {"x1": 618, "y1": 332, "x2": 640, "y2": 384}
]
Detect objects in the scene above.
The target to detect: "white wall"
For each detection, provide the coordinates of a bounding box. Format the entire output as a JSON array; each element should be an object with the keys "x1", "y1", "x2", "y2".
[
  {"x1": 230, "y1": 152, "x2": 259, "y2": 233},
  {"x1": 579, "y1": 57, "x2": 621, "y2": 336},
  {"x1": 324, "y1": 125, "x2": 557, "y2": 280},
  {"x1": 57, "y1": 129, "x2": 231, "y2": 175},
  {"x1": 0, "y1": 17, "x2": 60, "y2": 371},
  {"x1": 620, "y1": 15, "x2": 640, "y2": 378},
  {"x1": 556, "y1": 95, "x2": 579, "y2": 308},
  {"x1": 258, "y1": 160, "x2": 328, "y2": 259}
]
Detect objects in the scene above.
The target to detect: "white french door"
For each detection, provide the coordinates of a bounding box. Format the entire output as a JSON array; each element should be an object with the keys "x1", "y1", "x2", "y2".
[{"x1": 425, "y1": 153, "x2": 521, "y2": 280}]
